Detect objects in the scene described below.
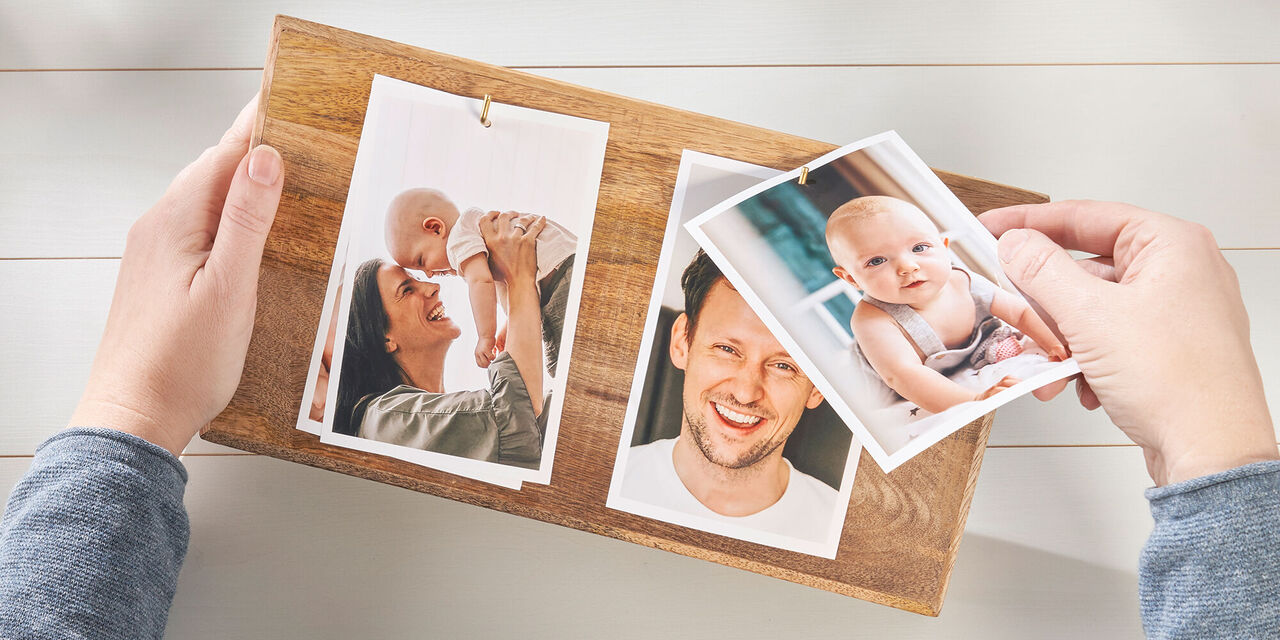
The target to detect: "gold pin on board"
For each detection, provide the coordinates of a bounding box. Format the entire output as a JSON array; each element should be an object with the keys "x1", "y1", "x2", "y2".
[
  {"x1": 480, "y1": 94, "x2": 493, "y2": 128},
  {"x1": 798, "y1": 166, "x2": 810, "y2": 185}
]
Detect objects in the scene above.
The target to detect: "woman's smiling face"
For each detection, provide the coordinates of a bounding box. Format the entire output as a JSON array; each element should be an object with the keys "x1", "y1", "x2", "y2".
[{"x1": 376, "y1": 263, "x2": 462, "y2": 354}]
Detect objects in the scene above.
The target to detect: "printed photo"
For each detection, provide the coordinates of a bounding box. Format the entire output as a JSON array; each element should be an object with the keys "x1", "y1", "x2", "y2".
[
  {"x1": 686, "y1": 132, "x2": 1079, "y2": 472},
  {"x1": 318, "y1": 74, "x2": 609, "y2": 487},
  {"x1": 294, "y1": 236, "x2": 345, "y2": 437},
  {"x1": 607, "y1": 151, "x2": 861, "y2": 558}
]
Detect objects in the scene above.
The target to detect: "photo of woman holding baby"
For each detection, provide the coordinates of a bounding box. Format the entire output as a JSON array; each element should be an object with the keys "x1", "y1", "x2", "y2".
[
  {"x1": 299, "y1": 75, "x2": 609, "y2": 485},
  {"x1": 334, "y1": 212, "x2": 549, "y2": 470}
]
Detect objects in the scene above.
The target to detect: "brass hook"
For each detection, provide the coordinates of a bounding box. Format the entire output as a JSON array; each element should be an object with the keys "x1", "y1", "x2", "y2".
[{"x1": 480, "y1": 94, "x2": 493, "y2": 128}]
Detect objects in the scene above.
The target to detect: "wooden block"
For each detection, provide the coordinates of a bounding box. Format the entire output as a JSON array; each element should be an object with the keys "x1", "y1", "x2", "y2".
[{"x1": 203, "y1": 15, "x2": 1048, "y2": 615}]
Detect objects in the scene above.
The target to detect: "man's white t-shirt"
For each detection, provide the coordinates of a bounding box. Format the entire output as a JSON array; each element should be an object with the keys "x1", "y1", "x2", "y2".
[
  {"x1": 620, "y1": 437, "x2": 839, "y2": 540},
  {"x1": 445, "y1": 207, "x2": 578, "y2": 279}
]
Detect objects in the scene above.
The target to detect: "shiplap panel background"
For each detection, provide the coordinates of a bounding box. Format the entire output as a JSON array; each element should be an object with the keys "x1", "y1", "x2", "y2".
[{"x1": 1, "y1": 3, "x2": 1274, "y2": 637}]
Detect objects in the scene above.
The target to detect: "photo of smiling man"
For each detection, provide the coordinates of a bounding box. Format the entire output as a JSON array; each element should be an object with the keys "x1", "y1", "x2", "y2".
[
  {"x1": 620, "y1": 250, "x2": 838, "y2": 532},
  {"x1": 608, "y1": 151, "x2": 858, "y2": 558}
]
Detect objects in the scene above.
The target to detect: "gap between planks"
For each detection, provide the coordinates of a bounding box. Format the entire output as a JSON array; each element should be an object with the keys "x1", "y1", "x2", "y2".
[{"x1": 1, "y1": 61, "x2": 1278, "y2": 74}]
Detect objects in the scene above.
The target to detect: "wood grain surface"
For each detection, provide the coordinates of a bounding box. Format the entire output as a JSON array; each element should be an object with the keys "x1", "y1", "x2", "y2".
[{"x1": 203, "y1": 15, "x2": 1049, "y2": 615}]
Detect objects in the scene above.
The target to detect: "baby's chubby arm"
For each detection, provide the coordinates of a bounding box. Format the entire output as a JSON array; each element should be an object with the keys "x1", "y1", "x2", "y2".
[
  {"x1": 855, "y1": 307, "x2": 1014, "y2": 413},
  {"x1": 989, "y1": 288, "x2": 1068, "y2": 360},
  {"x1": 459, "y1": 253, "x2": 500, "y2": 367}
]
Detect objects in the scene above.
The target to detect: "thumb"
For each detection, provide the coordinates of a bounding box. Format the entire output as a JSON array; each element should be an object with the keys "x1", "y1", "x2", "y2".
[
  {"x1": 997, "y1": 228, "x2": 1104, "y2": 325},
  {"x1": 207, "y1": 144, "x2": 284, "y2": 295}
]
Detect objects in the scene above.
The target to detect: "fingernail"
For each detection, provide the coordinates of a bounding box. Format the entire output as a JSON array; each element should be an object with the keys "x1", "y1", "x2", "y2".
[
  {"x1": 248, "y1": 144, "x2": 281, "y2": 186},
  {"x1": 998, "y1": 229, "x2": 1029, "y2": 264}
]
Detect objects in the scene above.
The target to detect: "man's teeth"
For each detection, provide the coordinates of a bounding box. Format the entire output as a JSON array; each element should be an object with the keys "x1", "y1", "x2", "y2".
[
  {"x1": 427, "y1": 304, "x2": 445, "y2": 321},
  {"x1": 714, "y1": 402, "x2": 762, "y2": 426}
]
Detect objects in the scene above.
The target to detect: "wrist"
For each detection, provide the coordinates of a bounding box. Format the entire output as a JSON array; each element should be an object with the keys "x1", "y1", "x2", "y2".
[
  {"x1": 1156, "y1": 436, "x2": 1279, "y2": 486},
  {"x1": 69, "y1": 396, "x2": 193, "y2": 458}
]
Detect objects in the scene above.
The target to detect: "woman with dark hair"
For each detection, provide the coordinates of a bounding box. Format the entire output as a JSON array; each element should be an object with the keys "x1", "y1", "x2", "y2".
[
  {"x1": 334, "y1": 211, "x2": 549, "y2": 469},
  {"x1": 334, "y1": 258, "x2": 408, "y2": 433}
]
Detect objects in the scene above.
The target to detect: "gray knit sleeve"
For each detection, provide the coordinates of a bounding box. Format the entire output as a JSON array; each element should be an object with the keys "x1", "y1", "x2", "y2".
[
  {"x1": 0, "y1": 427, "x2": 190, "y2": 639},
  {"x1": 1140, "y1": 459, "x2": 1280, "y2": 638}
]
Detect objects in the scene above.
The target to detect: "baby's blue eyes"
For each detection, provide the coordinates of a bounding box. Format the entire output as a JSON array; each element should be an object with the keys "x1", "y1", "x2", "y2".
[{"x1": 866, "y1": 244, "x2": 931, "y2": 267}]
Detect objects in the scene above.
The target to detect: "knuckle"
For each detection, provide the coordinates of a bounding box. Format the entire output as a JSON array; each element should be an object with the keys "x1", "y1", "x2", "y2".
[
  {"x1": 1012, "y1": 243, "x2": 1055, "y2": 284},
  {"x1": 124, "y1": 216, "x2": 153, "y2": 251},
  {"x1": 221, "y1": 197, "x2": 272, "y2": 236},
  {"x1": 196, "y1": 144, "x2": 221, "y2": 165},
  {"x1": 1184, "y1": 221, "x2": 1218, "y2": 247}
]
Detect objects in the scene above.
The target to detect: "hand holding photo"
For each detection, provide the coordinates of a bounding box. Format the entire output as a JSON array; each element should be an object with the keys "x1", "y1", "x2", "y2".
[{"x1": 686, "y1": 132, "x2": 1079, "y2": 472}]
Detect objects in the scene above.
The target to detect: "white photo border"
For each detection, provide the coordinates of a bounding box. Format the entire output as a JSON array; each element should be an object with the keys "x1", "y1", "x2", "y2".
[
  {"x1": 295, "y1": 233, "x2": 349, "y2": 437},
  {"x1": 606, "y1": 150, "x2": 861, "y2": 558},
  {"x1": 685, "y1": 132, "x2": 1080, "y2": 472},
  {"x1": 314, "y1": 75, "x2": 608, "y2": 488}
]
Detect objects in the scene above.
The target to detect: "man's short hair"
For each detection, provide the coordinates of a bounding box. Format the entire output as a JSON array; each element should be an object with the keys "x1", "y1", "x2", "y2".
[{"x1": 680, "y1": 249, "x2": 726, "y2": 342}]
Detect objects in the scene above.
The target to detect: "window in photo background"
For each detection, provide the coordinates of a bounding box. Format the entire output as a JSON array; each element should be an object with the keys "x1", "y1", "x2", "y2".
[{"x1": 686, "y1": 133, "x2": 1079, "y2": 472}]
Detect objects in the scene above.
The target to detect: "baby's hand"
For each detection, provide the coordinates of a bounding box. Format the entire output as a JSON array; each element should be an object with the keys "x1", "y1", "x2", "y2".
[
  {"x1": 475, "y1": 336, "x2": 497, "y2": 368},
  {"x1": 974, "y1": 376, "x2": 1020, "y2": 402},
  {"x1": 1037, "y1": 337, "x2": 1070, "y2": 361}
]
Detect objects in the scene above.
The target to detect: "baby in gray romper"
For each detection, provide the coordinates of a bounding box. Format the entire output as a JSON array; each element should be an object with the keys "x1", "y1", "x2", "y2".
[{"x1": 826, "y1": 196, "x2": 1067, "y2": 414}]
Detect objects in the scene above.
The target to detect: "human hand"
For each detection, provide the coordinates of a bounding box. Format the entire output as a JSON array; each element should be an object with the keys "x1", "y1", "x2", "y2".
[
  {"x1": 975, "y1": 376, "x2": 1020, "y2": 402},
  {"x1": 475, "y1": 336, "x2": 498, "y2": 368},
  {"x1": 981, "y1": 200, "x2": 1277, "y2": 485},
  {"x1": 1020, "y1": 336, "x2": 1067, "y2": 362},
  {"x1": 67, "y1": 95, "x2": 284, "y2": 457},
  {"x1": 1036, "y1": 338, "x2": 1069, "y2": 362},
  {"x1": 479, "y1": 211, "x2": 545, "y2": 285}
]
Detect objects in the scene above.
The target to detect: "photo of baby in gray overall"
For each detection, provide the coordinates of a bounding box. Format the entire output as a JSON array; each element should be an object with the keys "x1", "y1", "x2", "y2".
[{"x1": 825, "y1": 196, "x2": 1067, "y2": 415}]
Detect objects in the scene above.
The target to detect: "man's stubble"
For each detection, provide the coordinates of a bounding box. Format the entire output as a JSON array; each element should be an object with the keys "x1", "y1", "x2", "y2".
[{"x1": 683, "y1": 392, "x2": 787, "y2": 471}]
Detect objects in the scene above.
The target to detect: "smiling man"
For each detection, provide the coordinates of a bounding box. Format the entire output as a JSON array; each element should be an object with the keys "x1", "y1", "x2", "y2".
[{"x1": 620, "y1": 250, "x2": 838, "y2": 535}]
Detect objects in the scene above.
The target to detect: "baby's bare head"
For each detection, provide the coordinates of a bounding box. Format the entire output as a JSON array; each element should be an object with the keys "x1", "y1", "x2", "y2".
[
  {"x1": 825, "y1": 196, "x2": 941, "y2": 269},
  {"x1": 384, "y1": 188, "x2": 461, "y2": 272}
]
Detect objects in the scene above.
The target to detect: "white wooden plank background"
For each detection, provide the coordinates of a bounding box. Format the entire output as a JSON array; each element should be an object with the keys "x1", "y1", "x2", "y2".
[
  {"x1": 0, "y1": 4, "x2": 1274, "y2": 637},
  {"x1": 0, "y1": 447, "x2": 1152, "y2": 637},
  {"x1": 2, "y1": 1, "x2": 1278, "y2": 68},
  {"x1": 4, "y1": 65, "x2": 1278, "y2": 256}
]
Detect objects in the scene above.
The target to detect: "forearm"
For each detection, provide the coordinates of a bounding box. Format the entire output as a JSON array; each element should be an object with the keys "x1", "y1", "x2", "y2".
[
  {"x1": 504, "y1": 274, "x2": 544, "y2": 414},
  {"x1": 0, "y1": 428, "x2": 190, "y2": 639},
  {"x1": 1139, "y1": 460, "x2": 1280, "y2": 637},
  {"x1": 883, "y1": 364, "x2": 976, "y2": 413},
  {"x1": 467, "y1": 278, "x2": 498, "y2": 339}
]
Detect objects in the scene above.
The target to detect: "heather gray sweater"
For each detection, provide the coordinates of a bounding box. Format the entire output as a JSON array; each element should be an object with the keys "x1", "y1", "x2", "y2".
[{"x1": 1, "y1": 428, "x2": 1278, "y2": 637}]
